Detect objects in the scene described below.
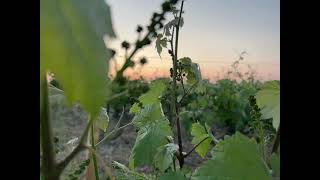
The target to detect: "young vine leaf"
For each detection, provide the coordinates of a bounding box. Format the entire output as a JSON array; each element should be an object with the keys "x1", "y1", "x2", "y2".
[
  {"x1": 129, "y1": 118, "x2": 173, "y2": 169},
  {"x1": 154, "y1": 143, "x2": 179, "y2": 172},
  {"x1": 40, "y1": 0, "x2": 115, "y2": 117},
  {"x1": 95, "y1": 107, "x2": 109, "y2": 132},
  {"x1": 155, "y1": 34, "x2": 168, "y2": 57},
  {"x1": 191, "y1": 123, "x2": 212, "y2": 158},
  {"x1": 132, "y1": 104, "x2": 164, "y2": 128},
  {"x1": 192, "y1": 132, "x2": 271, "y2": 180},
  {"x1": 255, "y1": 80, "x2": 280, "y2": 129},
  {"x1": 180, "y1": 57, "x2": 202, "y2": 84},
  {"x1": 130, "y1": 80, "x2": 166, "y2": 113},
  {"x1": 129, "y1": 80, "x2": 173, "y2": 169}
]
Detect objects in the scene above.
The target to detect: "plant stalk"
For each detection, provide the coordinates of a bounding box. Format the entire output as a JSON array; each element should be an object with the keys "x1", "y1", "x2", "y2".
[
  {"x1": 171, "y1": 0, "x2": 185, "y2": 168},
  {"x1": 40, "y1": 75, "x2": 59, "y2": 180},
  {"x1": 272, "y1": 124, "x2": 280, "y2": 154},
  {"x1": 91, "y1": 124, "x2": 100, "y2": 180}
]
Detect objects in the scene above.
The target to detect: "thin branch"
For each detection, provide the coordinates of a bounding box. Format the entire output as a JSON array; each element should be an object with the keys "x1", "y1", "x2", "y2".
[
  {"x1": 271, "y1": 124, "x2": 280, "y2": 154},
  {"x1": 170, "y1": 27, "x2": 175, "y2": 58},
  {"x1": 106, "y1": 90, "x2": 129, "y2": 103},
  {"x1": 56, "y1": 115, "x2": 95, "y2": 173},
  {"x1": 40, "y1": 75, "x2": 57, "y2": 179},
  {"x1": 178, "y1": 82, "x2": 197, "y2": 104},
  {"x1": 172, "y1": 0, "x2": 185, "y2": 168},
  {"x1": 180, "y1": 73, "x2": 186, "y2": 94},
  {"x1": 83, "y1": 145, "x2": 115, "y2": 180},
  {"x1": 95, "y1": 122, "x2": 133, "y2": 147},
  {"x1": 183, "y1": 137, "x2": 209, "y2": 158},
  {"x1": 114, "y1": 106, "x2": 125, "y2": 129},
  {"x1": 91, "y1": 124, "x2": 100, "y2": 180},
  {"x1": 173, "y1": 157, "x2": 176, "y2": 171}
]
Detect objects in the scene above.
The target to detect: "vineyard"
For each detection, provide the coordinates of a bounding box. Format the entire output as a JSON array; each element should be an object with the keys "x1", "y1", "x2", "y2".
[{"x1": 40, "y1": 0, "x2": 280, "y2": 180}]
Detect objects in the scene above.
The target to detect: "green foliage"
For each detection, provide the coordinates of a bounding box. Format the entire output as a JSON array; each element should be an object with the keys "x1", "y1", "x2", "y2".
[
  {"x1": 129, "y1": 80, "x2": 173, "y2": 169},
  {"x1": 179, "y1": 79, "x2": 260, "y2": 134},
  {"x1": 95, "y1": 107, "x2": 109, "y2": 132},
  {"x1": 129, "y1": 118, "x2": 173, "y2": 169},
  {"x1": 255, "y1": 80, "x2": 280, "y2": 129},
  {"x1": 108, "y1": 79, "x2": 150, "y2": 111},
  {"x1": 179, "y1": 57, "x2": 202, "y2": 84},
  {"x1": 131, "y1": 80, "x2": 166, "y2": 113},
  {"x1": 154, "y1": 143, "x2": 179, "y2": 172},
  {"x1": 156, "y1": 34, "x2": 168, "y2": 57},
  {"x1": 132, "y1": 104, "x2": 163, "y2": 128},
  {"x1": 159, "y1": 170, "x2": 187, "y2": 180},
  {"x1": 40, "y1": 0, "x2": 115, "y2": 117},
  {"x1": 191, "y1": 123, "x2": 212, "y2": 158},
  {"x1": 270, "y1": 153, "x2": 280, "y2": 177},
  {"x1": 211, "y1": 79, "x2": 259, "y2": 131},
  {"x1": 192, "y1": 132, "x2": 271, "y2": 180},
  {"x1": 113, "y1": 161, "x2": 154, "y2": 180}
]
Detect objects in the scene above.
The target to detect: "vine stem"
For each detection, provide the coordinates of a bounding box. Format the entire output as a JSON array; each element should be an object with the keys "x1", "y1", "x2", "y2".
[
  {"x1": 95, "y1": 121, "x2": 133, "y2": 147},
  {"x1": 40, "y1": 75, "x2": 59, "y2": 180},
  {"x1": 271, "y1": 124, "x2": 280, "y2": 153},
  {"x1": 171, "y1": 0, "x2": 185, "y2": 168},
  {"x1": 91, "y1": 124, "x2": 100, "y2": 180},
  {"x1": 178, "y1": 82, "x2": 197, "y2": 104},
  {"x1": 184, "y1": 137, "x2": 209, "y2": 158}
]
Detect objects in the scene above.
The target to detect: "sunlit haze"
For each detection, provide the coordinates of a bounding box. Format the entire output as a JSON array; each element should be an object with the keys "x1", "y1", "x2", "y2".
[{"x1": 107, "y1": 0, "x2": 280, "y2": 82}]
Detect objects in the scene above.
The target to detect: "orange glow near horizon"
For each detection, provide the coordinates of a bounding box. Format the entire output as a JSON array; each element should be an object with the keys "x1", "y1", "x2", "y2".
[{"x1": 108, "y1": 54, "x2": 280, "y2": 82}]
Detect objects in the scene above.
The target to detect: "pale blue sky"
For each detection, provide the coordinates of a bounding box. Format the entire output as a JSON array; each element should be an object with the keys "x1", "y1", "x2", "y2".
[{"x1": 107, "y1": 0, "x2": 280, "y2": 81}]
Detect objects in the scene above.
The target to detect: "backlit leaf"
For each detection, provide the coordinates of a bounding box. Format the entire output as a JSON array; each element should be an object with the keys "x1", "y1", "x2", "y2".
[
  {"x1": 255, "y1": 80, "x2": 280, "y2": 129},
  {"x1": 40, "y1": 0, "x2": 115, "y2": 117}
]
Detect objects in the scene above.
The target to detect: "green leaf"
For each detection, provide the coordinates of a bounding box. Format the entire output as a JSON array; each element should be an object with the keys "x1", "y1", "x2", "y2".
[
  {"x1": 270, "y1": 153, "x2": 280, "y2": 177},
  {"x1": 159, "y1": 170, "x2": 187, "y2": 180},
  {"x1": 130, "y1": 80, "x2": 166, "y2": 113},
  {"x1": 133, "y1": 104, "x2": 163, "y2": 129},
  {"x1": 179, "y1": 57, "x2": 202, "y2": 84},
  {"x1": 95, "y1": 107, "x2": 109, "y2": 132},
  {"x1": 255, "y1": 80, "x2": 280, "y2": 129},
  {"x1": 155, "y1": 34, "x2": 167, "y2": 57},
  {"x1": 154, "y1": 143, "x2": 179, "y2": 172},
  {"x1": 163, "y1": 19, "x2": 178, "y2": 36},
  {"x1": 192, "y1": 132, "x2": 271, "y2": 180},
  {"x1": 191, "y1": 123, "x2": 212, "y2": 158},
  {"x1": 129, "y1": 119, "x2": 173, "y2": 169},
  {"x1": 113, "y1": 161, "x2": 151, "y2": 180},
  {"x1": 41, "y1": 0, "x2": 115, "y2": 117}
]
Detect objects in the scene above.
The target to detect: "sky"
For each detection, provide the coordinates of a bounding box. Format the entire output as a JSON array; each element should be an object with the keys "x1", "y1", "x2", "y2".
[{"x1": 106, "y1": 0, "x2": 280, "y2": 81}]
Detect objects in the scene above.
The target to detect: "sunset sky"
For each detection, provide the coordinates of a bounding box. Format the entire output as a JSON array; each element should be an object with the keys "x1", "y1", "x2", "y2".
[{"x1": 107, "y1": 0, "x2": 280, "y2": 81}]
